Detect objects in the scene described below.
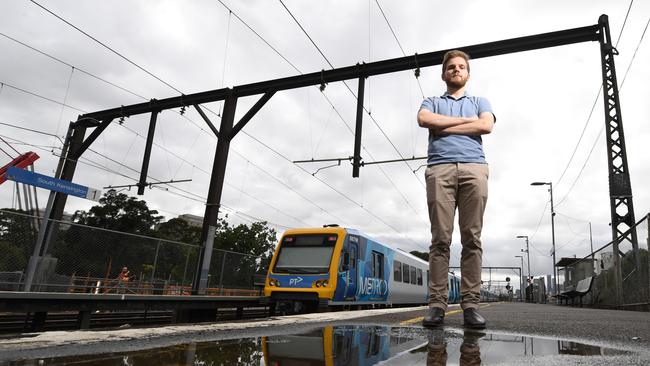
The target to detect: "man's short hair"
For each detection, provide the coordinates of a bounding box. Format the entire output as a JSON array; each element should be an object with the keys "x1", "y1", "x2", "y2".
[{"x1": 442, "y1": 50, "x2": 470, "y2": 73}]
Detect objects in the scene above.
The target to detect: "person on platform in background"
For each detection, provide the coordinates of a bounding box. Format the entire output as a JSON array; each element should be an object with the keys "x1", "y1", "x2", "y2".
[
  {"x1": 417, "y1": 50, "x2": 496, "y2": 329},
  {"x1": 117, "y1": 266, "x2": 131, "y2": 293}
]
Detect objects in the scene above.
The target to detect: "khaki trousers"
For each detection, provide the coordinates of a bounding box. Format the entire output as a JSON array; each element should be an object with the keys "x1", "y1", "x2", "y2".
[{"x1": 425, "y1": 163, "x2": 488, "y2": 310}]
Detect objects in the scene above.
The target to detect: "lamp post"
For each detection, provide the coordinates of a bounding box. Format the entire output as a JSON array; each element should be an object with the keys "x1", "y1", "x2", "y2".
[
  {"x1": 515, "y1": 255, "x2": 524, "y2": 301},
  {"x1": 531, "y1": 181, "x2": 557, "y2": 296},
  {"x1": 516, "y1": 235, "x2": 532, "y2": 301}
]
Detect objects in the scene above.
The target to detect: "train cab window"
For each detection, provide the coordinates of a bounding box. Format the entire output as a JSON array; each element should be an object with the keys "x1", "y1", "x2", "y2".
[
  {"x1": 417, "y1": 268, "x2": 423, "y2": 286},
  {"x1": 273, "y1": 234, "x2": 338, "y2": 274},
  {"x1": 410, "y1": 266, "x2": 417, "y2": 284},
  {"x1": 402, "y1": 263, "x2": 410, "y2": 284},
  {"x1": 371, "y1": 251, "x2": 384, "y2": 278},
  {"x1": 393, "y1": 261, "x2": 402, "y2": 282}
]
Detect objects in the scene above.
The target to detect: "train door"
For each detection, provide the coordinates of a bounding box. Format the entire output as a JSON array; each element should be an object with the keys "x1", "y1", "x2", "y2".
[{"x1": 342, "y1": 236, "x2": 359, "y2": 300}]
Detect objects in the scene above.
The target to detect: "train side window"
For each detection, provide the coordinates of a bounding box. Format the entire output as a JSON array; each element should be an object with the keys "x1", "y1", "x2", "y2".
[
  {"x1": 402, "y1": 263, "x2": 410, "y2": 284},
  {"x1": 350, "y1": 244, "x2": 358, "y2": 269},
  {"x1": 372, "y1": 251, "x2": 384, "y2": 278},
  {"x1": 410, "y1": 266, "x2": 417, "y2": 284},
  {"x1": 393, "y1": 261, "x2": 402, "y2": 282},
  {"x1": 417, "y1": 268, "x2": 423, "y2": 286}
]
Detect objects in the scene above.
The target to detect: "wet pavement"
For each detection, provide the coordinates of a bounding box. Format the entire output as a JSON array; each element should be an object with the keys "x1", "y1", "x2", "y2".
[
  {"x1": 1, "y1": 302, "x2": 649, "y2": 365},
  {"x1": 2, "y1": 324, "x2": 647, "y2": 365}
]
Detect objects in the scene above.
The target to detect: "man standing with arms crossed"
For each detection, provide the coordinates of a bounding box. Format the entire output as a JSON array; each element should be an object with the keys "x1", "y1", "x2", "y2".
[{"x1": 417, "y1": 50, "x2": 495, "y2": 329}]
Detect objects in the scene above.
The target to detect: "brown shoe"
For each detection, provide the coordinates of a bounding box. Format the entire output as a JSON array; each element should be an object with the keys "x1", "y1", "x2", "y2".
[
  {"x1": 423, "y1": 307, "x2": 445, "y2": 327},
  {"x1": 463, "y1": 308, "x2": 486, "y2": 329}
]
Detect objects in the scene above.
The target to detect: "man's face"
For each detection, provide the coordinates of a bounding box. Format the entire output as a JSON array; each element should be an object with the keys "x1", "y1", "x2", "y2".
[{"x1": 442, "y1": 57, "x2": 470, "y2": 88}]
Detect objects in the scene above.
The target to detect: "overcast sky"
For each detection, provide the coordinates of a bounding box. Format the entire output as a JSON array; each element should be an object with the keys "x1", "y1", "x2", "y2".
[{"x1": 1, "y1": 0, "x2": 648, "y2": 285}]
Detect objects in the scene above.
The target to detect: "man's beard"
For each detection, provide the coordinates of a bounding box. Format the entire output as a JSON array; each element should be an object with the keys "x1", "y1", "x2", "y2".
[{"x1": 445, "y1": 77, "x2": 468, "y2": 88}]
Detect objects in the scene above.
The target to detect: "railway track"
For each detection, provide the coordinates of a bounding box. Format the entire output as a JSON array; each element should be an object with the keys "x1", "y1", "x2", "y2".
[{"x1": 0, "y1": 307, "x2": 270, "y2": 333}]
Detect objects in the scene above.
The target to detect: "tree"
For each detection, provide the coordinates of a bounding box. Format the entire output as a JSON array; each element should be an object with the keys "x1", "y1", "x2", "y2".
[
  {"x1": 156, "y1": 217, "x2": 201, "y2": 245},
  {"x1": 153, "y1": 218, "x2": 203, "y2": 285},
  {"x1": 72, "y1": 189, "x2": 163, "y2": 234},
  {"x1": 53, "y1": 190, "x2": 163, "y2": 279},
  {"x1": 410, "y1": 250, "x2": 428, "y2": 261},
  {"x1": 0, "y1": 209, "x2": 38, "y2": 272},
  {"x1": 209, "y1": 216, "x2": 277, "y2": 288}
]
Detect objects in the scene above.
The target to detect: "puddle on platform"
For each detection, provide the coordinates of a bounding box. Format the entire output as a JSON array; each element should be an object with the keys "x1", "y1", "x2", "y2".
[{"x1": 2, "y1": 325, "x2": 642, "y2": 365}]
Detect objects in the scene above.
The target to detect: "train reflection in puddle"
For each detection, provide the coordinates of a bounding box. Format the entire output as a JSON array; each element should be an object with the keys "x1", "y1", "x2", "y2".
[
  {"x1": 5, "y1": 325, "x2": 634, "y2": 365},
  {"x1": 261, "y1": 325, "x2": 631, "y2": 366},
  {"x1": 262, "y1": 325, "x2": 424, "y2": 365}
]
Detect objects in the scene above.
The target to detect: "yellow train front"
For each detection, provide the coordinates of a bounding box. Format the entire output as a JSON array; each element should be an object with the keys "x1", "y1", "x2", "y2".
[{"x1": 264, "y1": 226, "x2": 430, "y2": 313}]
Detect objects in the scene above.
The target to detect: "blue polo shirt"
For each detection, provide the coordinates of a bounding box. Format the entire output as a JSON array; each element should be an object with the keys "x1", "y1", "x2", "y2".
[{"x1": 420, "y1": 92, "x2": 495, "y2": 166}]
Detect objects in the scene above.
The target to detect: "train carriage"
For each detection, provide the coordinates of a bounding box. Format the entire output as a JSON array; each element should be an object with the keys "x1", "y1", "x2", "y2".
[{"x1": 264, "y1": 226, "x2": 462, "y2": 313}]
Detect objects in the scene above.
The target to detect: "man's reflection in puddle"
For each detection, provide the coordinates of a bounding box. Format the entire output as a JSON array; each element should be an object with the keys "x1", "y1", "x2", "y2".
[{"x1": 427, "y1": 330, "x2": 485, "y2": 366}]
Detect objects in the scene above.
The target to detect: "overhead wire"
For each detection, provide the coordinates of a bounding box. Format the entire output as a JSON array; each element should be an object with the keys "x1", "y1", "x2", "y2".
[
  {"x1": 0, "y1": 146, "x2": 14, "y2": 159},
  {"x1": 276, "y1": 0, "x2": 426, "y2": 188},
  {"x1": 0, "y1": 32, "x2": 148, "y2": 100},
  {"x1": 556, "y1": 12, "x2": 649, "y2": 207},
  {"x1": 29, "y1": 0, "x2": 183, "y2": 94},
  {"x1": 217, "y1": 9, "x2": 232, "y2": 116},
  {"x1": 554, "y1": 0, "x2": 636, "y2": 198},
  {"x1": 526, "y1": 0, "x2": 641, "y2": 264},
  {"x1": 0, "y1": 135, "x2": 21, "y2": 155},
  {"x1": 214, "y1": 1, "x2": 429, "y2": 243},
  {"x1": 215, "y1": 0, "x2": 302, "y2": 74},
  {"x1": 0, "y1": 81, "x2": 86, "y2": 113},
  {"x1": 3, "y1": 129, "x2": 296, "y2": 230},
  {"x1": 274, "y1": 0, "x2": 429, "y2": 244},
  {"x1": 20, "y1": 1, "x2": 358, "y2": 228},
  {"x1": 373, "y1": 0, "x2": 425, "y2": 99},
  {"x1": 23, "y1": 0, "x2": 428, "y2": 248},
  {"x1": 0, "y1": 34, "x2": 341, "y2": 225},
  {"x1": 1, "y1": 117, "x2": 311, "y2": 228},
  {"x1": 53, "y1": 66, "x2": 75, "y2": 145}
]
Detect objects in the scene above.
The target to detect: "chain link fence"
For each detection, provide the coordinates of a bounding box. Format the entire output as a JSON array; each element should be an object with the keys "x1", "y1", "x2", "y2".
[
  {"x1": 558, "y1": 213, "x2": 649, "y2": 310},
  {"x1": 451, "y1": 267, "x2": 522, "y2": 302},
  {"x1": 0, "y1": 209, "x2": 271, "y2": 295}
]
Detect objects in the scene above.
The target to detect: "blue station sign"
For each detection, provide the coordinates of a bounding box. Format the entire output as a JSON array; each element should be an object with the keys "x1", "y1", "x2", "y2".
[{"x1": 6, "y1": 166, "x2": 101, "y2": 201}]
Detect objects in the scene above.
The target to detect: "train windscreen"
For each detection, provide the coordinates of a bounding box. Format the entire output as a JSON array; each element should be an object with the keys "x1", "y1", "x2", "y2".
[{"x1": 273, "y1": 234, "x2": 337, "y2": 274}]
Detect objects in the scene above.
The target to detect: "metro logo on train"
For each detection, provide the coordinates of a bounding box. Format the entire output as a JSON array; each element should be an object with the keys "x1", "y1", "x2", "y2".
[{"x1": 357, "y1": 276, "x2": 388, "y2": 297}]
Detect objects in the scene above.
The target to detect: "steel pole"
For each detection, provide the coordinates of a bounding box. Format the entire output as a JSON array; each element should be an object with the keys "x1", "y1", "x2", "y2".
[
  {"x1": 550, "y1": 182, "x2": 557, "y2": 295},
  {"x1": 525, "y1": 237, "x2": 531, "y2": 288}
]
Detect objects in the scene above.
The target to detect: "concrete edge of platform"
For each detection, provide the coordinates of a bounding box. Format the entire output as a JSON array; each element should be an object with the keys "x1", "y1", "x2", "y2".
[{"x1": 0, "y1": 305, "x2": 429, "y2": 355}]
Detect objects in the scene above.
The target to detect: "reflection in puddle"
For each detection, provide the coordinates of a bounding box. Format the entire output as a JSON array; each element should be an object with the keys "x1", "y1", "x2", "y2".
[{"x1": 2, "y1": 325, "x2": 638, "y2": 365}]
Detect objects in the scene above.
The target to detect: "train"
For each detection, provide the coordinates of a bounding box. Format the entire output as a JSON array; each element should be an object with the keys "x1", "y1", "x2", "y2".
[{"x1": 264, "y1": 225, "x2": 483, "y2": 314}]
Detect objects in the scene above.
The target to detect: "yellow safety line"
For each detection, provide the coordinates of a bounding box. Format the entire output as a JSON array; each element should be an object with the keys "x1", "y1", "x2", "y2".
[{"x1": 399, "y1": 303, "x2": 493, "y2": 325}]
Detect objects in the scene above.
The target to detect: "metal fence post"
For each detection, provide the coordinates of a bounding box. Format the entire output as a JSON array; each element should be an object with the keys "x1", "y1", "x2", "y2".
[
  {"x1": 182, "y1": 249, "x2": 191, "y2": 287},
  {"x1": 218, "y1": 251, "x2": 227, "y2": 295},
  {"x1": 151, "y1": 240, "x2": 161, "y2": 284}
]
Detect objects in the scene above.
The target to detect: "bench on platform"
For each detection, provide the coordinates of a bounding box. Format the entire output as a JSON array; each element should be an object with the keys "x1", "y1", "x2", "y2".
[{"x1": 558, "y1": 276, "x2": 594, "y2": 306}]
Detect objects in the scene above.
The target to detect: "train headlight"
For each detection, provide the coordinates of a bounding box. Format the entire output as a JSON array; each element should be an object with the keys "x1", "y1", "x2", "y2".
[
  {"x1": 315, "y1": 282, "x2": 321, "y2": 287},
  {"x1": 323, "y1": 280, "x2": 328, "y2": 287}
]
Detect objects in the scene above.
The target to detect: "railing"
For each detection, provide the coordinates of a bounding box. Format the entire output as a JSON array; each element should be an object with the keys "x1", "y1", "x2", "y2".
[
  {"x1": 557, "y1": 213, "x2": 649, "y2": 309},
  {"x1": 0, "y1": 209, "x2": 270, "y2": 295}
]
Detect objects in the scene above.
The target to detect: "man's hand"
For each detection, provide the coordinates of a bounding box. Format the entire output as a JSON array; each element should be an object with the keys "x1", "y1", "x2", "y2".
[
  {"x1": 434, "y1": 111, "x2": 494, "y2": 136},
  {"x1": 417, "y1": 109, "x2": 477, "y2": 131}
]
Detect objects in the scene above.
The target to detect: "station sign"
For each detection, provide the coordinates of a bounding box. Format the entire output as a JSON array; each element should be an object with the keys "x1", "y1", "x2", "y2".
[{"x1": 6, "y1": 166, "x2": 101, "y2": 201}]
